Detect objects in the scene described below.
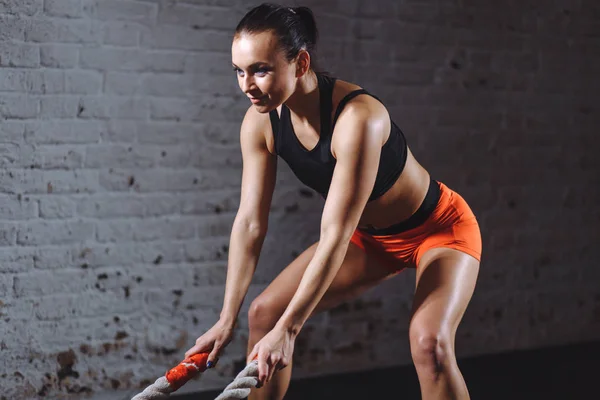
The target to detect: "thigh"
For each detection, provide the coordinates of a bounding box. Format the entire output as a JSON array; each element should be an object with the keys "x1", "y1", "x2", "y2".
[
  {"x1": 254, "y1": 241, "x2": 401, "y2": 321},
  {"x1": 411, "y1": 248, "x2": 480, "y2": 336}
]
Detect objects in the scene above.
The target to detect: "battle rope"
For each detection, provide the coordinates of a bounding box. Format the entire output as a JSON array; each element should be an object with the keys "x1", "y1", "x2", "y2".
[{"x1": 131, "y1": 353, "x2": 259, "y2": 400}]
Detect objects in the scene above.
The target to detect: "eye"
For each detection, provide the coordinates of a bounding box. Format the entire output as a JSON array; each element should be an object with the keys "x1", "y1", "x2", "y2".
[
  {"x1": 255, "y1": 68, "x2": 268, "y2": 76},
  {"x1": 233, "y1": 67, "x2": 244, "y2": 77}
]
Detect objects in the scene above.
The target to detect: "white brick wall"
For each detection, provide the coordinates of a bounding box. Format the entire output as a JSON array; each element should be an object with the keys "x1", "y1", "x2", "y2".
[{"x1": 0, "y1": 0, "x2": 598, "y2": 398}]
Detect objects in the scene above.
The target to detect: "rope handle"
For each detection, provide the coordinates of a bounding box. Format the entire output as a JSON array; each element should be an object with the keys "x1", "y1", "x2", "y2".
[
  {"x1": 165, "y1": 352, "x2": 209, "y2": 390},
  {"x1": 131, "y1": 353, "x2": 259, "y2": 400}
]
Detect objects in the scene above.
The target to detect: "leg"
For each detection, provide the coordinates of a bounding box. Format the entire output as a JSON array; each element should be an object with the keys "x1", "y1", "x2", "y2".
[
  {"x1": 247, "y1": 241, "x2": 398, "y2": 400},
  {"x1": 409, "y1": 247, "x2": 479, "y2": 400}
]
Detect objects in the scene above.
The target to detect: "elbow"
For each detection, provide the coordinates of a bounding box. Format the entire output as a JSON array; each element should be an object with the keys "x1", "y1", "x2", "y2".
[
  {"x1": 319, "y1": 224, "x2": 354, "y2": 247},
  {"x1": 234, "y1": 214, "x2": 268, "y2": 239}
]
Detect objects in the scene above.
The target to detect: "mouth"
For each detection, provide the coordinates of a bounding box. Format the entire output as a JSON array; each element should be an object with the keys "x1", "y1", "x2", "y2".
[{"x1": 249, "y1": 95, "x2": 267, "y2": 104}]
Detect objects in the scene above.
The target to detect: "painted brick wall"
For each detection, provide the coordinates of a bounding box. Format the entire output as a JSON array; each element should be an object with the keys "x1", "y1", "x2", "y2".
[{"x1": 0, "y1": 0, "x2": 598, "y2": 399}]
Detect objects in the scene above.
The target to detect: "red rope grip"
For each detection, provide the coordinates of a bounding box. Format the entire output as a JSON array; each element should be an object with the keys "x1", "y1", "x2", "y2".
[{"x1": 165, "y1": 353, "x2": 209, "y2": 391}]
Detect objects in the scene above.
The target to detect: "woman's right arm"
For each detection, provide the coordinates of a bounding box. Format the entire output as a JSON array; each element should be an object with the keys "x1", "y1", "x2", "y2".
[
  {"x1": 219, "y1": 106, "x2": 277, "y2": 327},
  {"x1": 185, "y1": 106, "x2": 277, "y2": 363}
]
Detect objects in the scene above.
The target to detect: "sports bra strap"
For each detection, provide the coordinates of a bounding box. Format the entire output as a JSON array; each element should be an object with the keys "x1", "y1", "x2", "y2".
[
  {"x1": 332, "y1": 89, "x2": 371, "y2": 127},
  {"x1": 268, "y1": 110, "x2": 280, "y2": 154},
  {"x1": 269, "y1": 110, "x2": 279, "y2": 134}
]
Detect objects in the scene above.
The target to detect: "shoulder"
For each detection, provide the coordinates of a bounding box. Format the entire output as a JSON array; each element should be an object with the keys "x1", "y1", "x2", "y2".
[
  {"x1": 240, "y1": 105, "x2": 277, "y2": 155},
  {"x1": 330, "y1": 79, "x2": 390, "y2": 156},
  {"x1": 332, "y1": 78, "x2": 389, "y2": 128}
]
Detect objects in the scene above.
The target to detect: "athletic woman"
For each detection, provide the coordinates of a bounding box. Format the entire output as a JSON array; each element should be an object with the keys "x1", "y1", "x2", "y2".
[{"x1": 185, "y1": 4, "x2": 482, "y2": 400}]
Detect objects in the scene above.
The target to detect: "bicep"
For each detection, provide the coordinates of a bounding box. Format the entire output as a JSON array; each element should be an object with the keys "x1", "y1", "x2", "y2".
[
  {"x1": 237, "y1": 109, "x2": 277, "y2": 232},
  {"x1": 320, "y1": 110, "x2": 385, "y2": 240}
]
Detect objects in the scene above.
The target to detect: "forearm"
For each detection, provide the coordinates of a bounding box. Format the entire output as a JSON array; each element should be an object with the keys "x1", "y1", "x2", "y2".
[
  {"x1": 275, "y1": 234, "x2": 349, "y2": 335},
  {"x1": 220, "y1": 217, "x2": 267, "y2": 327}
]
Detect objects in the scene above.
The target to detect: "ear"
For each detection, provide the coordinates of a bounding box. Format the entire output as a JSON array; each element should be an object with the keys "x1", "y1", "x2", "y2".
[{"x1": 295, "y1": 49, "x2": 311, "y2": 78}]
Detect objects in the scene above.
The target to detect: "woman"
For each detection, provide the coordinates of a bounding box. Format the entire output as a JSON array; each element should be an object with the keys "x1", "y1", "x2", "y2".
[{"x1": 185, "y1": 3, "x2": 482, "y2": 400}]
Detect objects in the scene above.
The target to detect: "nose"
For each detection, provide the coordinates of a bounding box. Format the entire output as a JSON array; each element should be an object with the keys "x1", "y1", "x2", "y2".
[{"x1": 240, "y1": 74, "x2": 255, "y2": 93}]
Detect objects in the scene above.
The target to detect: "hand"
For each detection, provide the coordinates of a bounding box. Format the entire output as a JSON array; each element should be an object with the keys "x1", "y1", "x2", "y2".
[
  {"x1": 185, "y1": 319, "x2": 234, "y2": 368},
  {"x1": 247, "y1": 325, "x2": 295, "y2": 387}
]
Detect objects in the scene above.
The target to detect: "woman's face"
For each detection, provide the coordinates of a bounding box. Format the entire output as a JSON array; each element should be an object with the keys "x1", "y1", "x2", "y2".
[{"x1": 231, "y1": 31, "x2": 298, "y2": 113}]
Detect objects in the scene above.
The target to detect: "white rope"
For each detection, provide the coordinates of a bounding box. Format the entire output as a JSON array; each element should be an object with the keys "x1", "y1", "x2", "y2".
[
  {"x1": 131, "y1": 376, "x2": 173, "y2": 400},
  {"x1": 130, "y1": 360, "x2": 258, "y2": 400},
  {"x1": 214, "y1": 361, "x2": 259, "y2": 400}
]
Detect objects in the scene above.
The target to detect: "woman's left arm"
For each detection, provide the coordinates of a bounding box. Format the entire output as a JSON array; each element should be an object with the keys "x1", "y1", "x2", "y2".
[
  {"x1": 248, "y1": 102, "x2": 388, "y2": 385},
  {"x1": 275, "y1": 104, "x2": 386, "y2": 336}
]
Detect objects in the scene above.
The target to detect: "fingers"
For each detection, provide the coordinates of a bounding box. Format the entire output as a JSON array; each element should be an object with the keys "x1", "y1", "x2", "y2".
[
  {"x1": 207, "y1": 343, "x2": 222, "y2": 368},
  {"x1": 257, "y1": 350, "x2": 269, "y2": 388},
  {"x1": 266, "y1": 354, "x2": 277, "y2": 383},
  {"x1": 184, "y1": 337, "x2": 214, "y2": 361},
  {"x1": 184, "y1": 341, "x2": 205, "y2": 359},
  {"x1": 247, "y1": 348, "x2": 258, "y2": 365},
  {"x1": 254, "y1": 351, "x2": 288, "y2": 388}
]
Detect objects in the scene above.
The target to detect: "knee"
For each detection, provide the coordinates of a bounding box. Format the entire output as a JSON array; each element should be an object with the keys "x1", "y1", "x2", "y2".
[
  {"x1": 409, "y1": 324, "x2": 454, "y2": 375},
  {"x1": 248, "y1": 295, "x2": 280, "y2": 333}
]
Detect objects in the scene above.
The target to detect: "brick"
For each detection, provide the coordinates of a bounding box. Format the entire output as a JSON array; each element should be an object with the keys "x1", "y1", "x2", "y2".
[
  {"x1": 17, "y1": 220, "x2": 95, "y2": 245},
  {"x1": 0, "y1": 121, "x2": 25, "y2": 143},
  {"x1": 43, "y1": 0, "x2": 83, "y2": 18},
  {"x1": 39, "y1": 96, "x2": 80, "y2": 118},
  {"x1": 13, "y1": 269, "x2": 90, "y2": 298},
  {"x1": 150, "y1": 96, "x2": 247, "y2": 122},
  {"x1": 39, "y1": 44, "x2": 79, "y2": 68},
  {"x1": 0, "y1": 43, "x2": 40, "y2": 68},
  {"x1": 0, "y1": 247, "x2": 34, "y2": 273},
  {"x1": 5, "y1": 169, "x2": 101, "y2": 195},
  {"x1": 179, "y1": 190, "x2": 240, "y2": 216},
  {"x1": 140, "y1": 72, "x2": 239, "y2": 97},
  {"x1": 0, "y1": 274, "x2": 13, "y2": 295},
  {"x1": 96, "y1": 217, "x2": 196, "y2": 243},
  {"x1": 76, "y1": 194, "x2": 146, "y2": 218},
  {"x1": 104, "y1": 72, "x2": 143, "y2": 96},
  {"x1": 183, "y1": 52, "x2": 235, "y2": 75},
  {"x1": 75, "y1": 243, "x2": 142, "y2": 268},
  {"x1": 80, "y1": 47, "x2": 186, "y2": 72},
  {"x1": 142, "y1": 26, "x2": 233, "y2": 51},
  {"x1": 24, "y1": 120, "x2": 102, "y2": 144},
  {"x1": 100, "y1": 167, "x2": 240, "y2": 193},
  {"x1": 76, "y1": 96, "x2": 149, "y2": 120},
  {"x1": 0, "y1": 195, "x2": 38, "y2": 220},
  {"x1": 196, "y1": 213, "x2": 235, "y2": 238},
  {"x1": 0, "y1": 0, "x2": 42, "y2": 16},
  {"x1": 65, "y1": 70, "x2": 102, "y2": 94},
  {"x1": 102, "y1": 20, "x2": 143, "y2": 46},
  {"x1": 0, "y1": 142, "x2": 30, "y2": 168},
  {"x1": 38, "y1": 195, "x2": 76, "y2": 218},
  {"x1": 136, "y1": 121, "x2": 205, "y2": 145},
  {"x1": 157, "y1": 3, "x2": 239, "y2": 30},
  {"x1": 84, "y1": 0, "x2": 157, "y2": 22},
  {"x1": 85, "y1": 144, "x2": 156, "y2": 169},
  {"x1": 0, "y1": 69, "x2": 65, "y2": 94},
  {"x1": 32, "y1": 245, "x2": 77, "y2": 269},
  {"x1": 34, "y1": 291, "x2": 144, "y2": 320},
  {"x1": 183, "y1": 236, "x2": 230, "y2": 263},
  {"x1": 34, "y1": 145, "x2": 85, "y2": 169},
  {"x1": 0, "y1": 15, "x2": 28, "y2": 41},
  {"x1": 26, "y1": 18, "x2": 102, "y2": 44},
  {"x1": 0, "y1": 95, "x2": 39, "y2": 119},
  {"x1": 102, "y1": 120, "x2": 137, "y2": 143},
  {"x1": 0, "y1": 223, "x2": 17, "y2": 246}
]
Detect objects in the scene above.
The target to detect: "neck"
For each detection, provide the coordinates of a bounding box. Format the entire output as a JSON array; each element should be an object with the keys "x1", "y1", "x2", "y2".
[{"x1": 284, "y1": 70, "x2": 319, "y2": 121}]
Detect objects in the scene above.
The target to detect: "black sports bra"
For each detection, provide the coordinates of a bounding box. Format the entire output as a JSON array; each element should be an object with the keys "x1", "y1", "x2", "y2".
[{"x1": 268, "y1": 73, "x2": 408, "y2": 202}]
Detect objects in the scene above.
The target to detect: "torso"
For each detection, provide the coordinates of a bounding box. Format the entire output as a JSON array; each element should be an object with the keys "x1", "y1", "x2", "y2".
[{"x1": 264, "y1": 76, "x2": 431, "y2": 231}]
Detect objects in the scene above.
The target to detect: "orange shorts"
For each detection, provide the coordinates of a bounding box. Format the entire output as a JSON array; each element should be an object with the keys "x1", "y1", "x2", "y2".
[{"x1": 350, "y1": 180, "x2": 482, "y2": 270}]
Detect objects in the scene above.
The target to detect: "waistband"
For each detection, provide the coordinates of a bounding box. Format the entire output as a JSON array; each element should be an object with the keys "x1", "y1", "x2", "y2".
[{"x1": 358, "y1": 178, "x2": 441, "y2": 236}]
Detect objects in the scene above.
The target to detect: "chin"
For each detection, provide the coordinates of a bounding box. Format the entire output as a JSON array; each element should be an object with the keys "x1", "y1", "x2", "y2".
[{"x1": 253, "y1": 103, "x2": 276, "y2": 113}]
